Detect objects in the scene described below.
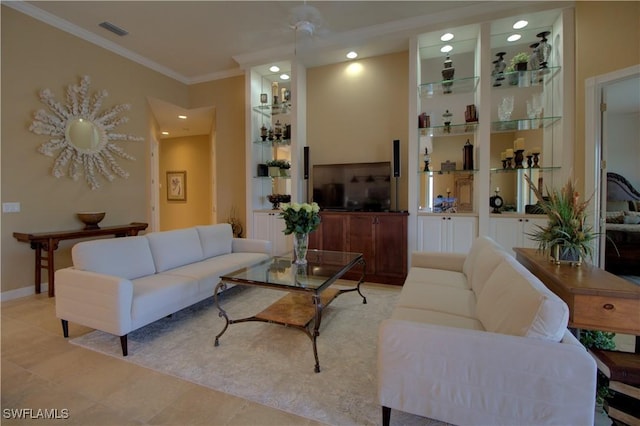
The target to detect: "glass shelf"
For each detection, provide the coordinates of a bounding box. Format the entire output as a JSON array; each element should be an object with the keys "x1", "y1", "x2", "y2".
[
  {"x1": 419, "y1": 169, "x2": 478, "y2": 175},
  {"x1": 420, "y1": 122, "x2": 478, "y2": 136},
  {"x1": 491, "y1": 116, "x2": 561, "y2": 132},
  {"x1": 419, "y1": 76, "x2": 479, "y2": 98},
  {"x1": 254, "y1": 175, "x2": 291, "y2": 180},
  {"x1": 253, "y1": 138, "x2": 291, "y2": 146},
  {"x1": 252, "y1": 104, "x2": 292, "y2": 117},
  {"x1": 489, "y1": 166, "x2": 560, "y2": 173},
  {"x1": 492, "y1": 66, "x2": 561, "y2": 89}
]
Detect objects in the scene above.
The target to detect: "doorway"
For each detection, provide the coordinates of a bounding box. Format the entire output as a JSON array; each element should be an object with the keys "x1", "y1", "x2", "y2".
[
  {"x1": 585, "y1": 65, "x2": 640, "y2": 270},
  {"x1": 148, "y1": 98, "x2": 216, "y2": 231}
]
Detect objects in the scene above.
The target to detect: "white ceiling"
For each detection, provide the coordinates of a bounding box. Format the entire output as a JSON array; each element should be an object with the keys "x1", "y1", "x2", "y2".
[{"x1": 8, "y1": 0, "x2": 576, "y2": 138}]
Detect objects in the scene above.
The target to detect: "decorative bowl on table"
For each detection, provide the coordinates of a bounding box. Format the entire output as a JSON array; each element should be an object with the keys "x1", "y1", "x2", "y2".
[{"x1": 77, "y1": 212, "x2": 105, "y2": 230}]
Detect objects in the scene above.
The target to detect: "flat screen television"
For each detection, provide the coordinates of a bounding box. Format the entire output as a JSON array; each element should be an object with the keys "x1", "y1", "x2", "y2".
[{"x1": 312, "y1": 162, "x2": 391, "y2": 212}]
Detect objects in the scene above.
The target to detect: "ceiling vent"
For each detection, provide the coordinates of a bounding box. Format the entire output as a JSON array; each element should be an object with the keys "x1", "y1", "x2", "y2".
[{"x1": 99, "y1": 21, "x2": 128, "y2": 36}]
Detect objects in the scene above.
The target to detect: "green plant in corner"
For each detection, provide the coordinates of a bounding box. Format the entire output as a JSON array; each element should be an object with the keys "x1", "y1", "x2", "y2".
[
  {"x1": 524, "y1": 174, "x2": 598, "y2": 263},
  {"x1": 579, "y1": 330, "x2": 616, "y2": 406}
]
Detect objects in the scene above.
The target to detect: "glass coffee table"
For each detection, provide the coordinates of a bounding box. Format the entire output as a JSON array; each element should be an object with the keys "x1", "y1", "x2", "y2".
[{"x1": 214, "y1": 249, "x2": 367, "y2": 373}]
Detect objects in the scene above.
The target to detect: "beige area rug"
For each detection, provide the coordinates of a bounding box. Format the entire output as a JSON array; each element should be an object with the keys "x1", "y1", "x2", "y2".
[{"x1": 70, "y1": 283, "x2": 442, "y2": 426}]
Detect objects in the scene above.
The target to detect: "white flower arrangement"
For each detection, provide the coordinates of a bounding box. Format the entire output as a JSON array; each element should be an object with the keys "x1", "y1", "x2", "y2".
[{"x1": 279, "y1": 202, "x2": 321, "y2": 235}]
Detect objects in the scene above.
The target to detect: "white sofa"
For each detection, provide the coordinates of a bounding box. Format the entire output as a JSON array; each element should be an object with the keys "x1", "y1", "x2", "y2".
[
  {"x1": 55, "y1": 223, "x2": 271, "y2": 355},
  {"x1": 378, "y1": 236, "x2": 597, "y2": 426}
]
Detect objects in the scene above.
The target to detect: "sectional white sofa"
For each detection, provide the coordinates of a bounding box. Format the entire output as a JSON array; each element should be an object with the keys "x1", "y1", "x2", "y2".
[
  {"x1": 55, "y1": 223, "x2": 271, "y2": 355},
  {"x1": 378, "y1": 236, "x2": 597, "y2": 426}
]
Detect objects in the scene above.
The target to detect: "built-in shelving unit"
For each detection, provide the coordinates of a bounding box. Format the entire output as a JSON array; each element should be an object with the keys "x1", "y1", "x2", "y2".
[
  {"x1": 408, "y1": 7, "x2": 574, "y2": 254},
  {"x1": 245, "y1": 60, "x2": 307, "y2": 253}
]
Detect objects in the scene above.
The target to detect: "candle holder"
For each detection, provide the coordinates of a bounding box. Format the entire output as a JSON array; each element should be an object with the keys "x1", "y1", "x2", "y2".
[
  {"x1": 505, "y1": 156, "x2": 514, "y2": 169},
  {"x1": 526, "y1": 154, "x2": 533, "y2": 168},
  {"x1": 532, "y1": 152, "x2": 541, "y2": 168},
  {"x1": 514, "y1": 149, "x2": 525, "y2": 168},
  {"x1": 423, "y1": 147, "x2": 431, "y2": 172},
  {"x1": 443, "y1": 109, "x2": 452, "y2": 134}
]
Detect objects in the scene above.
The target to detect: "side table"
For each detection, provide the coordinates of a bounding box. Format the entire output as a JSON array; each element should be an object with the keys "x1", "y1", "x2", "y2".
[{"x1": 13, "y1": 222, "x2": 148, "y2": 297}]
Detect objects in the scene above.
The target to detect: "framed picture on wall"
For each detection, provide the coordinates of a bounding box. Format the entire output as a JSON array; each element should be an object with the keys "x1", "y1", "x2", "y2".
[{"x1": 167, "y1": 171, "x2": 186, "y2": 201}]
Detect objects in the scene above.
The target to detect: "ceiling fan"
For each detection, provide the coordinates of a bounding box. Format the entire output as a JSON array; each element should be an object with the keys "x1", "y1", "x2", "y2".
[{"x1": 288, "y1": 3, "x2": 326, "y2": 38}]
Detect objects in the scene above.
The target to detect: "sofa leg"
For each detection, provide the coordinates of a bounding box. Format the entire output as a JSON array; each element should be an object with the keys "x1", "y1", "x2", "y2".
[
  {"x1": 120, "y1": 335, "x2": 128, "y2": 356},
  {"x1": 61, "y1": 319, "x2": 69, "y2": 338},
  {"x1": 382, "y1": 406, "x2": 391, "y2": 426}
]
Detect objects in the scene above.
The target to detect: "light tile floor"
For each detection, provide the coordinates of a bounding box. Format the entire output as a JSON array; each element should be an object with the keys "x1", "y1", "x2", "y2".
[
  {"x1": 1, "y1": 292, "x2": 616, "y2": 426},
  {"x1": 1, "y1": 293, "x2": 326, "y2": 426}
]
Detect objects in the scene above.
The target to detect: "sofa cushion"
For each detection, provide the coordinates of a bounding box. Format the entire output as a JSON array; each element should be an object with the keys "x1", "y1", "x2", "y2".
[
  {"x1": 72, "y1": 236, "x2": 156, "y2": 280},
  {"x1": 404, "y1": 267, "x2": 469, "y2": 290},
  {"x1": 476, "y1": 256, "x2": 569, "y2": 342},
  {"x1": 167, "y1": 252, "x2": 270, "y2": 296},
  {"x1": 397, "y1": 284, "x2": 477, "y2": 318},
  {"x1": 130, "y1": 273, "x2": 200, "y2": 329},
  {"x1": 196, "y1": 224, "x2": 233, "y2": 258},
  {"x1": 391, "y1": 306, "x2": 484, "y2": 331},
  {"x1": 462, "y1": 237, "x2": 508, "y2": 296},
  {"x1": 146, "y1": 228, "x2": 204, "y2": 273},
  {"x1": 468, "y1": 245, "x2": 510, "y2": 296}
]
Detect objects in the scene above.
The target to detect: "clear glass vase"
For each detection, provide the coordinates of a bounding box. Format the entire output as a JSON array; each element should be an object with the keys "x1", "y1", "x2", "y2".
[{"x1": 293, "y1": 232, "x2": 309, "y2": 265}]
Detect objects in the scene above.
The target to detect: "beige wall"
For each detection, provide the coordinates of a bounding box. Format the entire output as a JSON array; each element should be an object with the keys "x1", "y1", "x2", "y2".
[
  {"x1": 1, "y1": 7, "x2": 187, "y2": 294},
  {"x1": 307, "y1": 52, "x2": 410, "y2": 211},
  {"x1": 159, "y1": 135, "x2": 212, "y2": 230},
  {"x1": 188, "y1": 77, "x2": 246, "y2": 227},
  {"x1": 574, "y1": 1, "x2": 640, "y2": 192}
]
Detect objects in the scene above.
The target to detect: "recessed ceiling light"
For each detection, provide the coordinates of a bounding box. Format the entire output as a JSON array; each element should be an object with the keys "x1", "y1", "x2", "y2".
[
  {"x1": 269, "y1": 65, "x2": 280, "y2": 72},
  {"x1": 513, "y1": 20, "x2": 528, "y2": 29},
  {"x1": 507, "y1": 34, "x2": 522, "y2": 42},
  {"x1": 440, "y1": 33, "x2": 454, "y2": 42},
  {"x1": 280, "y1": 74, "x2": 290, "y2": 80},
  {"x1": 178, "y1": 115, "x2": 187, "y2": 119},
  {"x1": 162, "y1": 131, "x2": 169, "y2": 135},
  {"x1": 440, "y1": 45, "x2": 453, "y2": 53},
  {"x1": 346, "y1": 51, "x2": 358, "y2": 59}
]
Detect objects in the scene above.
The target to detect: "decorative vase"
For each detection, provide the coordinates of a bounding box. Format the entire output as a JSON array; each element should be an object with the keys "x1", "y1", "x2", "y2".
[
  {"x1": 552, "y1": 245, "x2": 582, "y2": 266},
  {"x1": 293, "y1": 232, "x2": 309, "y2": 265},
  {"x1": 441, "y1": 54, "x2": 455, "y2": 94},
  {"x1": 536, "y1": 31, "x2": 552, "y2": 69}
]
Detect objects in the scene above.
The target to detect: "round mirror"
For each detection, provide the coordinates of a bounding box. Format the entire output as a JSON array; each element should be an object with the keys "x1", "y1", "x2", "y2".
[{"x1": 65, "y1": 118, "x2": 103, "y2": 152}]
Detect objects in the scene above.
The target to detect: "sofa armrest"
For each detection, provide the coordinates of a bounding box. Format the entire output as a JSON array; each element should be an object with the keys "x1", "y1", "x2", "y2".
[
  {"x1": 232, "y1": 238, "x2": 272, "y2": 255},
  {"x1": 378, "y1": 319, "x2": 596, "y2": 426},
  {"x1": 55, "y1": 268, "x2": 134, "y2": 336},
  {"x1": 411, "y1": 251, "x2": 466, "y2": 272}
]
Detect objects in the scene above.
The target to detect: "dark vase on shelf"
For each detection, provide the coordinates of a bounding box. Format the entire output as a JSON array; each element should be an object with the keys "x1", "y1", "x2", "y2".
[
  {"x1": 463, "y1": 139, "x2": 473, "y2": 170},
  {"x1": 515, "y1": 62, "x2": 528, "y2": 71},
  {"x1": 495, "y1": 52, "x2": 506, "y2": 80},
  {"x1": 441, "y1": 54, "x2": 455, "y2": 94}
]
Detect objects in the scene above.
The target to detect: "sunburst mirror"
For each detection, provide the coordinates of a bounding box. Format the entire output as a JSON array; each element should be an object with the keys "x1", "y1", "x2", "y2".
[{"x1": 29, "y1": 75, "x2": 143, "y2": 190}]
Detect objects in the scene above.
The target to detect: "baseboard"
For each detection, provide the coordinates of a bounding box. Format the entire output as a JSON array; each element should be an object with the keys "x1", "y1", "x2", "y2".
[{"x1": 1, "y1": 283, "x2": 48, "y2": 302}]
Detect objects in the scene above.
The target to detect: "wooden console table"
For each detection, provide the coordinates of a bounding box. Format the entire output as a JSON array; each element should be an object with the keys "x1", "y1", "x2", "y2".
[
  {"x1": 513, "y1": 248, "x2": 640, "y2": 336},
  {"x1": 13, "y1": 222, "x2": 148, "y2": 297}
]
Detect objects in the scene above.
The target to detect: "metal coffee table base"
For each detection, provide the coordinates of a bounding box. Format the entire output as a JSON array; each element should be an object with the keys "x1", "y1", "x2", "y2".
[{"x1": 214, "y1": 268, "x2": 366, "y2": 373}]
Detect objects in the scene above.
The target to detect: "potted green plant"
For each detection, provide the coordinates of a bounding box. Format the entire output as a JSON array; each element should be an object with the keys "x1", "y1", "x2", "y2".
[
  {"x1": 277, "y1": 160, "x2": 291, "y2": 176},
  {"x1": 505, "y1": 64, "x2": 519, "y2": 85},
  {"x1": 525, "y1": 174, "x2": 597, "y2": 265},
  {"x1": 266, "y1": 159, "x2": 281, "y2": 177},
  {"x1": 510, "y1": 52, "x2": 530, "y2": 71},
  {"x1": 579, "y1": 330, "x2": 616, "y2": 407}
]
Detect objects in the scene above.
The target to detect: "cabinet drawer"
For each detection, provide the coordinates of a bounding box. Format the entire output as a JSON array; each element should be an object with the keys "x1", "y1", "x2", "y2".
[{"x1": 573, "y1": 295, "x2": 640, "y2": 334}]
